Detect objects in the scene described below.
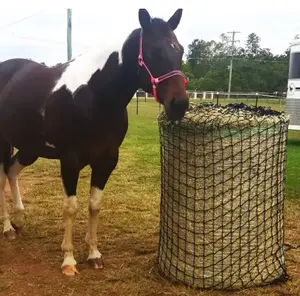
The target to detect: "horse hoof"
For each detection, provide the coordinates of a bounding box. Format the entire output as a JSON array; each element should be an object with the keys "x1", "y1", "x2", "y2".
[
  {"x1": 3, "y1": 229, "x2": 17, "y2": 240},
  {"x1": 61, "y1": 265, "x2": 79, "y2": 276},
  {"x1": 11, "y1": 223, "x2": 22, "y2": 235},
  {"x1": 87, "y1": 256, "x2": 104, "y2": 269}
]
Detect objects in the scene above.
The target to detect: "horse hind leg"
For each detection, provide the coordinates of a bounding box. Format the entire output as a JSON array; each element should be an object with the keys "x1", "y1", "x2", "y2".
[
  {"x1": 5, "y1": 153, "x2": 26, "y2": 234},
  {"x1": 0, "y1": 139, "x2": 15, "y2": 239},
  {"x1": 6, "y1": 151, "x2": 39, "y2": 233},
  {"x1": 1, "y1": 146, "x2": 39, "y2": 239}
]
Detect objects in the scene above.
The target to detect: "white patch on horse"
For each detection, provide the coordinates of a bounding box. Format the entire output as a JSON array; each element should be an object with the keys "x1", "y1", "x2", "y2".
[
  {"x1": 45, "y1": 142, "x2": 56, "y2": 148},
  {"x1": 89, "y1": 187, "x2": 103, "y2": 210},
  {"x1": 62, "y1": 253, "x2": 77, "y2": 267},
  {"x1": 61, "y1": 195, "x2": 78, "y2": 269},
  {"x1": 0, "y1": 163, "x2": 13, "y2": 233},
  {"x1": 7, "y1": 159, "x2": 25, "y2": 228},
  {"x1": 85, "y1": 187, "x2": 103, "y2": 261},
  {"x1": 87, "y1": 249, "x2": 102, "y2": 261},
  {"x1": 52, "y1": 42, "x2": 124, "y2": 95},
  {"x1": 40, "y1": 108, "x2": 45, "y2": 118}
]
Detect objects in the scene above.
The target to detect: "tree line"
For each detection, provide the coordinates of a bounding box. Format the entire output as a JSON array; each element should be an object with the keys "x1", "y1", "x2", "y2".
[{"x1": 182, "y1": 32, "x2": 290, "y2": 93}]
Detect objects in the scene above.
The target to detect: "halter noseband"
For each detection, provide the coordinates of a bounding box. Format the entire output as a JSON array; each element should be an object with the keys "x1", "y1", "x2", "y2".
[{"x1": 137, "y1": 29, "x2": 188, "y2": 103}]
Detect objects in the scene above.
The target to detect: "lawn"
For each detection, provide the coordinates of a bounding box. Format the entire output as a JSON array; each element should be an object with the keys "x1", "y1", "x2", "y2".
[{"x1": 1, "y1": 98, "x2": 300, "y2": 296}]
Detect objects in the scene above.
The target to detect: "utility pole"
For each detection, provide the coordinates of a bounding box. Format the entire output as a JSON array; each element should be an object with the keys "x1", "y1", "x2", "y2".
[
  {"x1": 67, "y1": 9, "x2": 72, "y2": 61},
  {"x1": 227, "y1": 31, "x2": 240, "y2": 98}
]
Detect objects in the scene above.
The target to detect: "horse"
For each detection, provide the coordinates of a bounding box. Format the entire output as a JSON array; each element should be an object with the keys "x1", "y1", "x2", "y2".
[{"x1": 0, "y1": 8, "x2": 189, "y2": 276}]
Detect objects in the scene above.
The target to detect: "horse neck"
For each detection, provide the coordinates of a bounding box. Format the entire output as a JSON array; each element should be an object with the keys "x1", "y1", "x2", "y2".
[
  {"x1": 90, "y1": 64, "x2": 139, "y2": 121},
  {"x1": 117, "y1": 28, "x2": 143, "y2": 106},
  {"x1": 93, "y1": 30, "x2": 141, "y2": 111},
  {"x1": 118, "y1": 64, "x2": 140, "y2": 106}
]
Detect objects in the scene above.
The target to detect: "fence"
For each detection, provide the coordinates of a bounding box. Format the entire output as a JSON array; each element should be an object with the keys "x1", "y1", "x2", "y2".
[
  {"x1": 132, "y1": 90, "x2": 286, "y2": 115},
  {"x1": 133, "y1": 90, "x2": 286, "y2": 101}
]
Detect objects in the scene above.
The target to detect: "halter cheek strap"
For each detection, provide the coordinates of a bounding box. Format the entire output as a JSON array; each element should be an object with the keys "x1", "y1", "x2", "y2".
[{"x1": 137, "y1": 29, "x2": 188, "y2": 103}]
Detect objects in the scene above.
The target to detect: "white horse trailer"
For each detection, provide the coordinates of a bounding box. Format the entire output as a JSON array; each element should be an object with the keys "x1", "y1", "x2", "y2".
[{"x1": 286, "y1": 36, "x2": 300, "y2": 130}]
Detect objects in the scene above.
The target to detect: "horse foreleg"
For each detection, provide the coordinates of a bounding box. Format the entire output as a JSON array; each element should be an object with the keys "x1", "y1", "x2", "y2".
[
  {"x1": 86, "y1": 186, "x2": 104, "y2": 268},
  {"x1": 60, "y1": 162, "x2": 80, "y2": 276},
  {"x1": 86, "y1": 152, "x2": 119, "y2": 269}
]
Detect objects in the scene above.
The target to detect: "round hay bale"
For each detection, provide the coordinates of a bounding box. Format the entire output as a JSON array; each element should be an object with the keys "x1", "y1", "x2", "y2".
[{"x1": 157, "y1": 103, "x2": 289, "y2": 290}]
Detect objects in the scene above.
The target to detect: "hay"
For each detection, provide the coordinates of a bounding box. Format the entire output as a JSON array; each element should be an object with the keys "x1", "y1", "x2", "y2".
[{"x1": 157, "y1": 103, "x2": 290, "y2": 290}]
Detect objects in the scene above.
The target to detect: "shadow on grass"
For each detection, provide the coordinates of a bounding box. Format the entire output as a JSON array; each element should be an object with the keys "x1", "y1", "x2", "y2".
[{"x1": 287, "y1": 139, "x2": 300, "y2": 147}]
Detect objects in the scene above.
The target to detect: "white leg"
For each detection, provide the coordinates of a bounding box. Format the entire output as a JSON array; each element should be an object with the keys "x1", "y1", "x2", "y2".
[
  {"x1": 0, "y1": 163, "x2": 16, "y2": 239},
  {"x1": 7, "y1": 158, "x2": 25, "y2": 229},
  {"x1": 85, "y1": 186, "x2": 103, "y2": 268},
  {"x1": 61, "y1": 195, "x2": 79, "y2": 276}
]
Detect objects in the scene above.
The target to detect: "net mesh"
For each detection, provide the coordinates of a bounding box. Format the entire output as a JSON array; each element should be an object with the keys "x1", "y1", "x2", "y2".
[{"x1": 157, "y1": 102, "x2": 290, "y2": 290}]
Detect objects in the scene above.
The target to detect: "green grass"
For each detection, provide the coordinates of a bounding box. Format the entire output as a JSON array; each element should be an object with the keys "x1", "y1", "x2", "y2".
[{"x1": 286, "y1": 135, "x2": 300, "y2": 199}]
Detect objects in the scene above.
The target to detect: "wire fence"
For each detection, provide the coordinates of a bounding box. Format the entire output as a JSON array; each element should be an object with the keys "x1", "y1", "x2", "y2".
[{"x1": 132, "y1": 90, "x2": 286, "y2": 116}]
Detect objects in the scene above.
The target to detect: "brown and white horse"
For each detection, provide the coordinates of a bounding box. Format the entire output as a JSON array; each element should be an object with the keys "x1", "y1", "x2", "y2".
[{"x1": 0, "y1": 8, "x2": 189, "y2": 276}]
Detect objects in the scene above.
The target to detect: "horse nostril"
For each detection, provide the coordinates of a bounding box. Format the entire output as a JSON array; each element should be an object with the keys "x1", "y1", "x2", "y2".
[
  {"x1": 169, "y1": 97, "x2": 189, "y2": 121},
  {"x1": 172, "y1": 97, "x2": 189, "y2": 111}
]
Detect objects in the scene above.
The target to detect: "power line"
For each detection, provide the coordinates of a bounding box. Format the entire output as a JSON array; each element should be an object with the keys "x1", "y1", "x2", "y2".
[
  {"x1": 9, "y1": 32, "x2": 65, "y2": 45},
  {"x1": 0, "y1": 9, "x2": 46, "y2": 32},
  {"x1": 7, "y1": 32, "x2": 92, "y2": 51}
]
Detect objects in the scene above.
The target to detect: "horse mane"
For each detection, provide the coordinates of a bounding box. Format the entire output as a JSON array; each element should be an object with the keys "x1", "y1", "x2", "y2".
[{"x1": 121, "y1": 29, "x2": 140, "y2": 65}]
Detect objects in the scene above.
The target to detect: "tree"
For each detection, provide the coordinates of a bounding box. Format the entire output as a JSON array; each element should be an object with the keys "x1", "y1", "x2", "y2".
[
  {"x1": 245, "y1": 33, "x2": 261, "y2": 58},
  {"x1": 185, "y1": 35, "x2": 228, "y2": 79},
  {"x1": 181, "y1": 32, "x2": 289, "y2": 93}
]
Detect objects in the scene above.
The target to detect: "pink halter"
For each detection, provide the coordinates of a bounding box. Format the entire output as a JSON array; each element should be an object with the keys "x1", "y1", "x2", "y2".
[{"x1": 137, "y1": 29, "x2": 188, "y2": 103}]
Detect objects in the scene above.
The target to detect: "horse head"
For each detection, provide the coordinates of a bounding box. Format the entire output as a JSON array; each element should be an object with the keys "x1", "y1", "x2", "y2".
[{"x1": 136, "y1": 8, "x2": 189, "y2": 121}]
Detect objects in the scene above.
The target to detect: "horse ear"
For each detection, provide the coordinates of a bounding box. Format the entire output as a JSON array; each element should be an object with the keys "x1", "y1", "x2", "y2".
[
  {"x1": 167, "y1": 9, "x2": 183, "y2": 31},
  {"x1": 139, "y1": 9, "x2": 151, "y2": 29}
]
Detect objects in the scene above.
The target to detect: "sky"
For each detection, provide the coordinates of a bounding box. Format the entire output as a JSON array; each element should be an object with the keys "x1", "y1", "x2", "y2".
[{"x1": 0, "y1": 1, "x2": 299, "y2": 66}]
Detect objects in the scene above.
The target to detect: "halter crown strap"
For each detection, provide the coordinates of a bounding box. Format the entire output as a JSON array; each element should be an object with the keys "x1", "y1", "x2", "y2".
[{"x1": 138, "y1": 29, "x2": 188, "y2": 103}]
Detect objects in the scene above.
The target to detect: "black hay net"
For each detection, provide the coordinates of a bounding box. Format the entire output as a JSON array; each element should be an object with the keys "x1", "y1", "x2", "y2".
[{"x1": 157, "y1": 103, "x2": 290, "y2": 290}]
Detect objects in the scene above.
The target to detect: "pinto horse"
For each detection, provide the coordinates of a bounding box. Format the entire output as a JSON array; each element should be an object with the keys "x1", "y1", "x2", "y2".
[{"x1": 0, "y1": 8, "x2": 188, "y2": 276}]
